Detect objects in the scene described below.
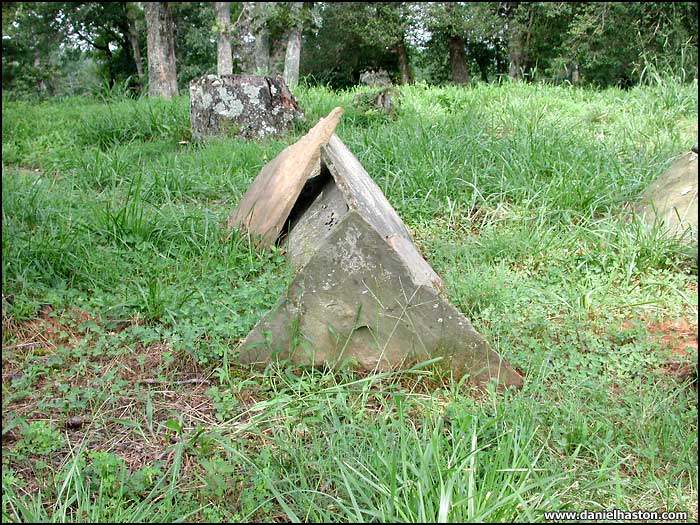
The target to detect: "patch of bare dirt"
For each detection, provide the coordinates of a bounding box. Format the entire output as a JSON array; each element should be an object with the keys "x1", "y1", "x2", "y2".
[
  {"x1": 3, "y1": 304, "x2": 95, "y2": 354},
  {"x1": 621, "y1": 315, "x2": 698, "y2": 384},
  {"x1": 2, "y1": 304, "x2": 221, "y2": 488}
]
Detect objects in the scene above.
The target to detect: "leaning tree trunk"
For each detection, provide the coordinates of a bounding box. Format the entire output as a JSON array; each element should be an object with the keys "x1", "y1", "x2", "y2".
[
  {"x1": 145, "y1": 2, "x2": 178, "y2": 99},
  {"x1": 283, "y1": 2, "x2": 303, "y2": 89},
  {"x1": 448, "y1": 35, "x2": 470, "y2": 84},
  {"x1": 395, "y1": 40, "x2": 414, "y2": 85},
  {"x1": 215, "y1": 2, "x2": 233, "y2": 75}
]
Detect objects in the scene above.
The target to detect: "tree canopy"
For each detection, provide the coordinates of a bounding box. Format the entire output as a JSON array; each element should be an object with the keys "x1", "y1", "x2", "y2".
[{"x1": 2, "y1": 1, "x2": 697, "y2": 98}]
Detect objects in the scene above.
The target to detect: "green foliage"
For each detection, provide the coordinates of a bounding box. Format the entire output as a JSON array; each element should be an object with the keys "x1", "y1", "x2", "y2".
[
  {"x1": 171, "y1": 2, "x2": 221, "y2": 88},
  {"x1": 300, "y1": 3, "x2": 401, "y2": 88},
  {"x1": 2, "y1": 2, "x2": 137, "y2": 99},
  {"x1": 2, "y1": 3, "x2": 63, "y2": 97},
  {"x1": 565, "y1": 2, "x2": 698, "y2": 87},
  {"x1": 3, "y1": 2, "x2": 697, "y2": 98},
  {"x1": 416, "y1": 2, "x2": 698, "y2": 87},
  {"x1": 15, "y1": 421, "x2": 64, "y2": 456},
  {"x1": 415, "y1": 2, "x2": 503, "y2": 83},
  {"x1": 56, "y1": 3, "x2": 138, "y2": 83}
]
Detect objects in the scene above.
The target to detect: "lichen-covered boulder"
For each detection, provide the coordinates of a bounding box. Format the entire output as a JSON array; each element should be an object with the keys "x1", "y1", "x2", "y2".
[
  {"x1": 635, "y1": 148, "x2": 698, "y2": 250},
  {"x1": 190, "y1": 74, "x2": 303, "y2": 140}
]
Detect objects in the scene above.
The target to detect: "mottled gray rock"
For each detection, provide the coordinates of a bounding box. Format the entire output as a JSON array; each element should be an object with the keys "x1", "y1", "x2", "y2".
[
  {"x1": 635, "y1": 149, "x2": 698, "y2": 249},
  {"x1": 237, "y1": 135, "x2": 523, "y2": 388},
  {"x1": 189, "y1": 74, "x2": 303, "y2": 140}
]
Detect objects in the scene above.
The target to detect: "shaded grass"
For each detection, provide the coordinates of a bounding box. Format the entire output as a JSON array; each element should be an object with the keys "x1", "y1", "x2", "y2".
[{"x1": 2, "y1": 78, "x2": 697, "y2": 522}]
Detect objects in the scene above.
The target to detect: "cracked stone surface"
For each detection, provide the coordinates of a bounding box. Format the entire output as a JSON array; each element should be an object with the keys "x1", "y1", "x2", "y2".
[
  {"x1": 236, "y1": 135, "x2": 523, "y2": 388},
  {"x1": 190, "y1": 74, "x2": 303, "y2": 140}
]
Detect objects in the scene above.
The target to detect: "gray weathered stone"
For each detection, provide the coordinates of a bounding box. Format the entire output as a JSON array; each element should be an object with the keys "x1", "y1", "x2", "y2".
[
  {"x1": 237, "y1": 135, "x2": 523, "y2": 388},
  {"x1": 226, "y1": 107, "x2": 344, "y2": 246},
  {"x1": 189, "y1": 74, "x2": 303, "y2": 140},
  {"x1": 359, "y1": 69, "x2": 392, "y2": 87},
  {"x1": 635, "y1": 149, "x2": 698, "y2": 249}
]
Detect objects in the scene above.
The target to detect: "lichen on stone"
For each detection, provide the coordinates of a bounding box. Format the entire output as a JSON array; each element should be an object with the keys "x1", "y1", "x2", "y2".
[
  {"x1": 243, "y1": 83, "x2": 263, "y2": 103},
  {"x1": 190, "y1": 74, "x2": 302, "y2": 140}
]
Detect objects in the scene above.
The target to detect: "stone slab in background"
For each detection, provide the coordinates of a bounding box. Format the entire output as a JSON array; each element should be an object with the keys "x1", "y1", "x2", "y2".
[
  {"x1": 190, "y1": 74, "x2": 303, "y2": 140},
  {"x1": 635, "y1": 148, "x2": 698, "y2": 248},
  {"x1": 359, "y1": 69, "x2": 392, "y2": 87},
  {"x1": 236, "y1": 135, "x2": 523, "y2": 388}
]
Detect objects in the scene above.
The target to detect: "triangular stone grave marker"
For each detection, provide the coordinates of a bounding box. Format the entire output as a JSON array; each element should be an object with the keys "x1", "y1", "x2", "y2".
[
  {"x1": 229, "y1": 118, "x2": 522, "y2": 386},
  {"x1": 229, "y1": 124, "x2": 522, "y2": 388}
]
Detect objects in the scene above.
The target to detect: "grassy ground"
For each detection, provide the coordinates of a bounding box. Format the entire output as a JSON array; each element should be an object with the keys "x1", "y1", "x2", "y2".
[{"x1": 2, "y1": 78, "x2": 698, "y2": 522}]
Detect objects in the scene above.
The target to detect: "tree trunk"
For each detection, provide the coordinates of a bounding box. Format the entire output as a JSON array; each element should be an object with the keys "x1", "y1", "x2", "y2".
[
  {"x1": 104, "y1": 47, "x2": 115, "y2": 88},
  {"x1": 395, "y1": 40, "x2": 413, "y2": 85},
  {"x1": 215, "y1": 2, "x2": 233, "y2": 75},
  {"x1": 507, "y1": 3, "x2": 533, "y2": 80},
  {"x1": 235, "y1": 2, "x2": 272, "y2": 74},
  {"x1": 508, "y1": 31, "x2": 524, "y2": 80},
  {"x1": 33, "y1": 55, "x2": 47, "y2": 92},
  {"x1": 126, "y1": 5, "x2": 144, "y2": 80},
  {"x1": 269, "y1": 37, "x2": 287, "y2": 75},
  {"x1": 145, "y1": 2, "x2": 178, "y2": 99},
  {"x1": 475, "y1": 53, "x2": 489, "y2": 83},
  {"x1": 235, "y1": 3, "x2": 256, "y2": 73},
  {"x1": 253, "y1": 3, "x2": 271, "y2": 74},
  {"x1": 283, "y1": 2, "x2": 303, "y2": 89},
  {"x1": 448, "y1": 35, "x2": 470, "y2": 84}
]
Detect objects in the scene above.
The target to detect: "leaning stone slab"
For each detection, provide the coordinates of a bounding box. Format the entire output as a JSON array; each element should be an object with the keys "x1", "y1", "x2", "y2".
[
  {"x1": 226, "y1": 107, "x2": 344, "y2": 247},
  {"x1": 237, "y1": 135, "x2": 523, "y2": 388},
  {"x1": 635, "y1": 148, "x2": 698, "y2": 250},
  {"x1": 190, "y1": 74, "x2": 303, "y2": 140}
]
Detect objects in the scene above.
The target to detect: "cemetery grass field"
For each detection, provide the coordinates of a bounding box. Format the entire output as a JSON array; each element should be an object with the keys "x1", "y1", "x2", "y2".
[{"x1": 2, "y1": 78, "x2": 698, "y2": 522}]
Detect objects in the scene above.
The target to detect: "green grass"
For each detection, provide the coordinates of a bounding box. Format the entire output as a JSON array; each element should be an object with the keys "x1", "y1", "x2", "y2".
[{"x1": 2, "y1": 78, "x2": 698, "y2": 522}]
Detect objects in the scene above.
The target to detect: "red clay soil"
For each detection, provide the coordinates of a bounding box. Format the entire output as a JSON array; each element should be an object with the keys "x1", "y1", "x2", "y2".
[{"x1": 622, "y1": 316, "x2": 698, "y2": 383}]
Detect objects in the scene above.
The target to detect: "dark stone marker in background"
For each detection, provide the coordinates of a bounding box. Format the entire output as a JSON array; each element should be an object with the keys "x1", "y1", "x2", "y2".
[{"x1": 190, "y1": 74, "x2": 303, "y2": 140}]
